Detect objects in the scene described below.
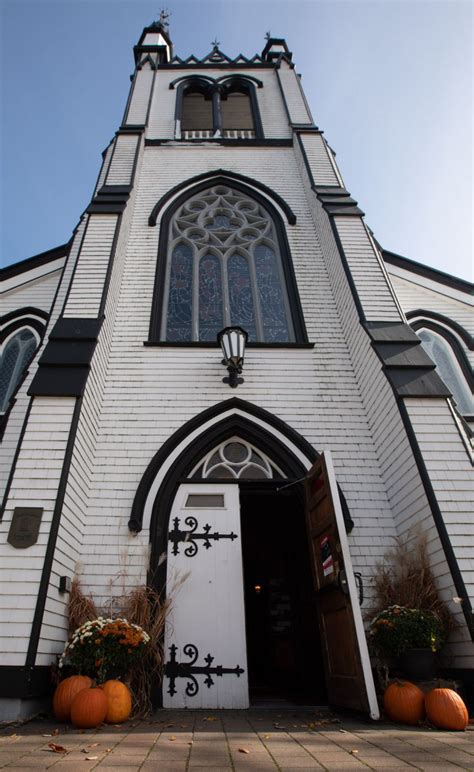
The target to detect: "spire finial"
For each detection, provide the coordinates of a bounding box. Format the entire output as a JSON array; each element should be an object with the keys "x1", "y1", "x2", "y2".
[
  {"x1": 265, "y1": 30, "x2": 271, "y2": 41},
  {"x1": 211, "y1": 37, "x2": 220, "y2": 48},
  {"x1": 158, "y1": 8, "x2": 170, "y2": 29}
]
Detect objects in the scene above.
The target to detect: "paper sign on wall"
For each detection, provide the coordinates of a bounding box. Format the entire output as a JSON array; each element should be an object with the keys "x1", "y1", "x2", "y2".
[{"x1": 320, "y1": 535, "x2": 334, "y2": 577}]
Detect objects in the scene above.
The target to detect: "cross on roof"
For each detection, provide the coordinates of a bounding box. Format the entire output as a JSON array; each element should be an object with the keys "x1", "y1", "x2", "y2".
[{"x1": 211, "y1": 37, "x2": 220, "y2": 48}]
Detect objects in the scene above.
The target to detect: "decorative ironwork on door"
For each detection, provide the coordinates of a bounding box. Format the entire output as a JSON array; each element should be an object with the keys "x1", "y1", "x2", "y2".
[
  {"x1": 168, "y1": 516, "x2": 238, "y2": 557},
  {"x1": 165, "y1": 643, "x2": 245, "y2": 697}
]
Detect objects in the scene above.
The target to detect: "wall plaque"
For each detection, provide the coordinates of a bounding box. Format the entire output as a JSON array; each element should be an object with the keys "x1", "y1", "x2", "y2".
[{"x1": 7, "y1": 508, "x2": 43, "y2": 549}]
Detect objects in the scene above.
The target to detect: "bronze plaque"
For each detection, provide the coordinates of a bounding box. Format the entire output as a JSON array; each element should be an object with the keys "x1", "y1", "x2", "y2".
[{"x1": 7, "y1": 508, "x2": 43, "y2": 549}]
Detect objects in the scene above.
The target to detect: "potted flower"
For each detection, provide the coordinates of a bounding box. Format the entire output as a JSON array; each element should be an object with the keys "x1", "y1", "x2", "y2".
[
  {"x1": 369, "y1": 605, "x2": 445, "y2": 679},
  {"x1": 58, "y1": 616, "x2": 150, "y2": 683}
]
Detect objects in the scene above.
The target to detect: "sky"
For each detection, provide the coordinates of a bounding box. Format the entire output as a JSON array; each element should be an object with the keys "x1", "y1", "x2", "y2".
[{"x1": 1, "y1": 0, "x2": 472, "y2": 281}]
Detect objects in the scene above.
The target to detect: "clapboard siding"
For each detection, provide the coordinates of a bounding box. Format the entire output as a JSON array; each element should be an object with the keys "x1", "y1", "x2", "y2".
[
  {"x1": 335, "y1": 217, "x2": 403, "y2": 321},
  {"x1": 147, "y1": 68, "x2": 291, "y2": 140},
  {"x1": 300, "y1": 134, "x2": 340, "y2": 186},
  {"x1": 105, "y1": 134, "x2": 140, "y2": 186},
  {"x1": 0, "y1": 224, "x2": 85, "y2": 503},
  {"x1": 48, "y1": 143, "x2": 405, "y2": 628},
  {"x1": 1, "y1": 269, "x2": 62, "y2": 316},
  {"x1": 125, "y1": 65, "x2": 154, "y2": 126},
  {"x1": 277, "y1": 61, "x2": 312, "y2": 124},
  {"x1": 36, "y1": 144, "x2": 147, "y2": 663},
  {"x1": 63, "y1": 215, "x2": 118, "y2": 318},
  {"x1": 94, "y1": 142, "x2": 114, "y2": 195},
  {"x1": 294, "y1": 137, "x2": 473, "y2": 662},
  {"x1": 0, "y1": 397, "x2": 76, "y2": 665},
  {"x1": 0, "y1": 220, "x2": 86, "y2": 665}
]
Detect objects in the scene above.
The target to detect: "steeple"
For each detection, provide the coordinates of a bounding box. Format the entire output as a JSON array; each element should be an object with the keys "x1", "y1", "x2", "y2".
[{"x1": 134, "y1": 14, "x2": 173, "y2": 64}]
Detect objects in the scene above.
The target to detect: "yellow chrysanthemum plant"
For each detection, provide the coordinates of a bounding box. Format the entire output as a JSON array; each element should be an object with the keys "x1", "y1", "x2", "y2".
[
  {"x1": 369, "y1": 605, "x2": 445, "y2": 659},
  {"x1": 59, "y1": 617, "x2": 150, "y2": 683}
]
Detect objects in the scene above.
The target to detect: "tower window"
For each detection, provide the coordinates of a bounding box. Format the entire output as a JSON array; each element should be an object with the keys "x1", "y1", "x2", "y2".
[
  {"x1": 151, "y1": 183, "x2": 306, "y2": 344},
  {"x1": 175, "y1": 76, "x2": 263, "y2": 139}
]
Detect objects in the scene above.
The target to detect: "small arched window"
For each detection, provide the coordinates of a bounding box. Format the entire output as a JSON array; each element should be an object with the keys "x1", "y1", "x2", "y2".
[
  {"x1": 417, "y1": 328, "x2": 473, "y2": 416},
  {"x1": 0, "y1": 327, "x2": 39, "y2": 412},
  {"x1": 158, "y1": 184, "x2": 302, "y2": 343}
]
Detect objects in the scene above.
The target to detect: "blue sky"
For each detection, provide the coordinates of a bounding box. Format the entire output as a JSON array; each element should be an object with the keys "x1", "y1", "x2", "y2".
[{"x1": 1, "y1": 0, "x2": 472, "y2": 281}]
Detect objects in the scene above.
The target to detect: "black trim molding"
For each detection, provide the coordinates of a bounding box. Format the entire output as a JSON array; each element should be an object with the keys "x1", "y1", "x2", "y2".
[
  {"x1": 28, "y1": 317, "x2": 103, "y2": 398},
  {"x1": 0, "y1": 666, "x2": 52, "y2": 699},
  {"x1": 1, "y1": 244, "x2": 69, "y2": 282},
  {"x1": 383, "y1": 249, "x2": 474, "y2": 295},
  {"x1": 25, "y1": 398, "x2": 83, "y2": 670},
  {"x1": 148, "y1": 170, "x2": 296, "y2": 228}
]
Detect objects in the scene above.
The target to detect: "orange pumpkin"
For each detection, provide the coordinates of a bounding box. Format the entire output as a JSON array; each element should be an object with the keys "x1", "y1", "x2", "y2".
[
  {"x1": 425, "y1": 688, "x2": 469, "y2": 730},
  {"x1": 101, "y1": 680, "x2": 132, "y2": 723},
  {"x1": 383, "y1": 680, "x2": 425, "y2": 725},
  {"x1": 70, "y1": 687, "x2": 108, "y2": 728},
  {"x1": 53, "y1": 675, "x2": 93, "y2": 721}
]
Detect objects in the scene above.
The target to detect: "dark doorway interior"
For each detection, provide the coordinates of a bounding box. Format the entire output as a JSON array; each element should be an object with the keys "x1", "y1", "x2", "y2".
[{"x1": 240, "y1": 485, "x2": 327, "y2": 705}]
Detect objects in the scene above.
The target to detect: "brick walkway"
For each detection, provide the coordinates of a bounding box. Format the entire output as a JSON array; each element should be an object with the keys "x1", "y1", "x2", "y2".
[{"x1": 2, "y1": 709, "x2": 474, "y2": 771}]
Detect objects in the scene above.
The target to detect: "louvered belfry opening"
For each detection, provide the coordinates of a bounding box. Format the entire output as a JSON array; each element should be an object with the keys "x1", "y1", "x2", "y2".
[
  {"x1": 182, "y1": 91, "x2": 213, "y2": 132},
  {"x1": 221, "y1": 90, "x2": 254, "y2": 133}
]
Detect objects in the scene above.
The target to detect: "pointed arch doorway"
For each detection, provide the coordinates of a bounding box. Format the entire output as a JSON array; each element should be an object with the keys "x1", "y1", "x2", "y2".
[{"x1": 131, "y1": 400, "x2": 378, "y2": 716}]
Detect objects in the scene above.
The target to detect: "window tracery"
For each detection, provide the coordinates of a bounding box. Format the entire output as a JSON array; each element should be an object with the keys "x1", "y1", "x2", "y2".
[
  {"x1": 162, "y1": 185, "x2": 296, "y2": 343},
  {"x1": 189, "y1": 437, "x2": 286, "y2": 480}
]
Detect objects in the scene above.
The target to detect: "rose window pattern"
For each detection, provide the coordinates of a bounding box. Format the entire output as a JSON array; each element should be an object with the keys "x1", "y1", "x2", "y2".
[
  {"x1": 190, "y1": 437, "x2": 286, "y2": 480},
  {"x1": 162, "y1": 185, "x2": 295, "y2": 342}
]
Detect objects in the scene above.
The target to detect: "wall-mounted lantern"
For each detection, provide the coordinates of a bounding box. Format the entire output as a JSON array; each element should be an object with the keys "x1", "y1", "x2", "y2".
[{"x1": 217, "y1": 326, "x2": 248, "y2": 388}]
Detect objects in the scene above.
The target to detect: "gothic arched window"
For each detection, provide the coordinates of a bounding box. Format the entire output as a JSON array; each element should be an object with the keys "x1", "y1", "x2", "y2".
[
  {"x1": 0, "y1": 327, "x2": 39, "y2": 413},
  {"x1": 174, "y1": 76, "x2": 263, "y2": 140},
  {"x1": 417, "y1": 328, "x2": 473, "y2": 417},
  {"x1": 155, "y1": 184, "x2": 303, "y2": 343}
]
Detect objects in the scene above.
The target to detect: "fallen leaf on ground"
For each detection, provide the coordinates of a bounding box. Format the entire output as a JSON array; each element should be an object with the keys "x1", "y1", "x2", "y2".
[
  {"x1": 351, "y1": 749, "x2": 359, "y2": 754},
  {"x1": 204, "y1": 716, "x2": 217, "y2": 721},
  {"x1": 85, "y1": 756, "x2": 98, "y2": 760},
  {"x1": 43, "y1": 733, "x2": 52, "y2": 737},
  {"x1": 263, "y1": 734, "x2": 271, "y2": 739},
  {"x1": 169, "y1": 736, "x2": 176, "y2": 741},
  {"x1": 47, "y1": 742, "x2": 68, "y2": 753},
  {"x1": 188, "y1": 741, "x2": 193, "y2": 746},
  {"x1": 238, "y1": 748, "x2": 250, "y2": 754}
]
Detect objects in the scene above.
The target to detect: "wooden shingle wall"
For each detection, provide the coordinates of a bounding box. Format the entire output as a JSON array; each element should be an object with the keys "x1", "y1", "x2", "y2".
[
  {"x1": 294, "y1": 137, "x2": 474, "y2": 663},
  {"x1": 2, "y1": 270, "x2": 62, "y2": 317},
  {"x1": 125, "y1": 64, "x2": 155, "y2": 126},
  {"x1": 147, "y1": 69, "x2": 292, "y2": 140}
]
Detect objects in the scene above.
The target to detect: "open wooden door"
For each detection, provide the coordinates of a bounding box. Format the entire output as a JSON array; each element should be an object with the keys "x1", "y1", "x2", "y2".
[{"x1": 305, "y1": 451, "x2": 379, "y2": 719}]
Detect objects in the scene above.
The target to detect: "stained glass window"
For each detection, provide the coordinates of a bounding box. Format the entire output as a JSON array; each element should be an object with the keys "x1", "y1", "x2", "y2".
[
  {"x1": 166, "y1": 244, "x2": 193, "y2": 341},
  {"x1": 161, "y1": 185, "x2": 296, "y2": 342},
  {"x1": 0, "y1": 329, "x2": 38, "y2": 412},
  {"x1": 199, "y1": 254, "x2": 223, "y2": 341}
]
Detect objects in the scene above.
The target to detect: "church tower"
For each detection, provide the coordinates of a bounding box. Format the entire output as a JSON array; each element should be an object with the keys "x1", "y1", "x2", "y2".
[{"x1": 1, "y1": 18, "x2": 473, "y2": 719}]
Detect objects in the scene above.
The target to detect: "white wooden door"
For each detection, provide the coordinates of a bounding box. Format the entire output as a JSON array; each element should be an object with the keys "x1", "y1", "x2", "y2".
[{"x1": 163, "y1": 483, "x2": 249, "y2": 708}]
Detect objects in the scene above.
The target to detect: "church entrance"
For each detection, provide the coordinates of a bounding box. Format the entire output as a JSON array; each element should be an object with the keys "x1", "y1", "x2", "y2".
[
  {"x1": 240, "y1": 485, "x2": 326, "y2": 705},
  {"x1": 144, "y1": 417, "x2": 379, "y2": 716}
]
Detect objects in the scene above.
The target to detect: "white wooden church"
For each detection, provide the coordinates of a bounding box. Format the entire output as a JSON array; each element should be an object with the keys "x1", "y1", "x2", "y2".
[{"x1": 1, "y1": 19, "x2": 473, "y2": 721}]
